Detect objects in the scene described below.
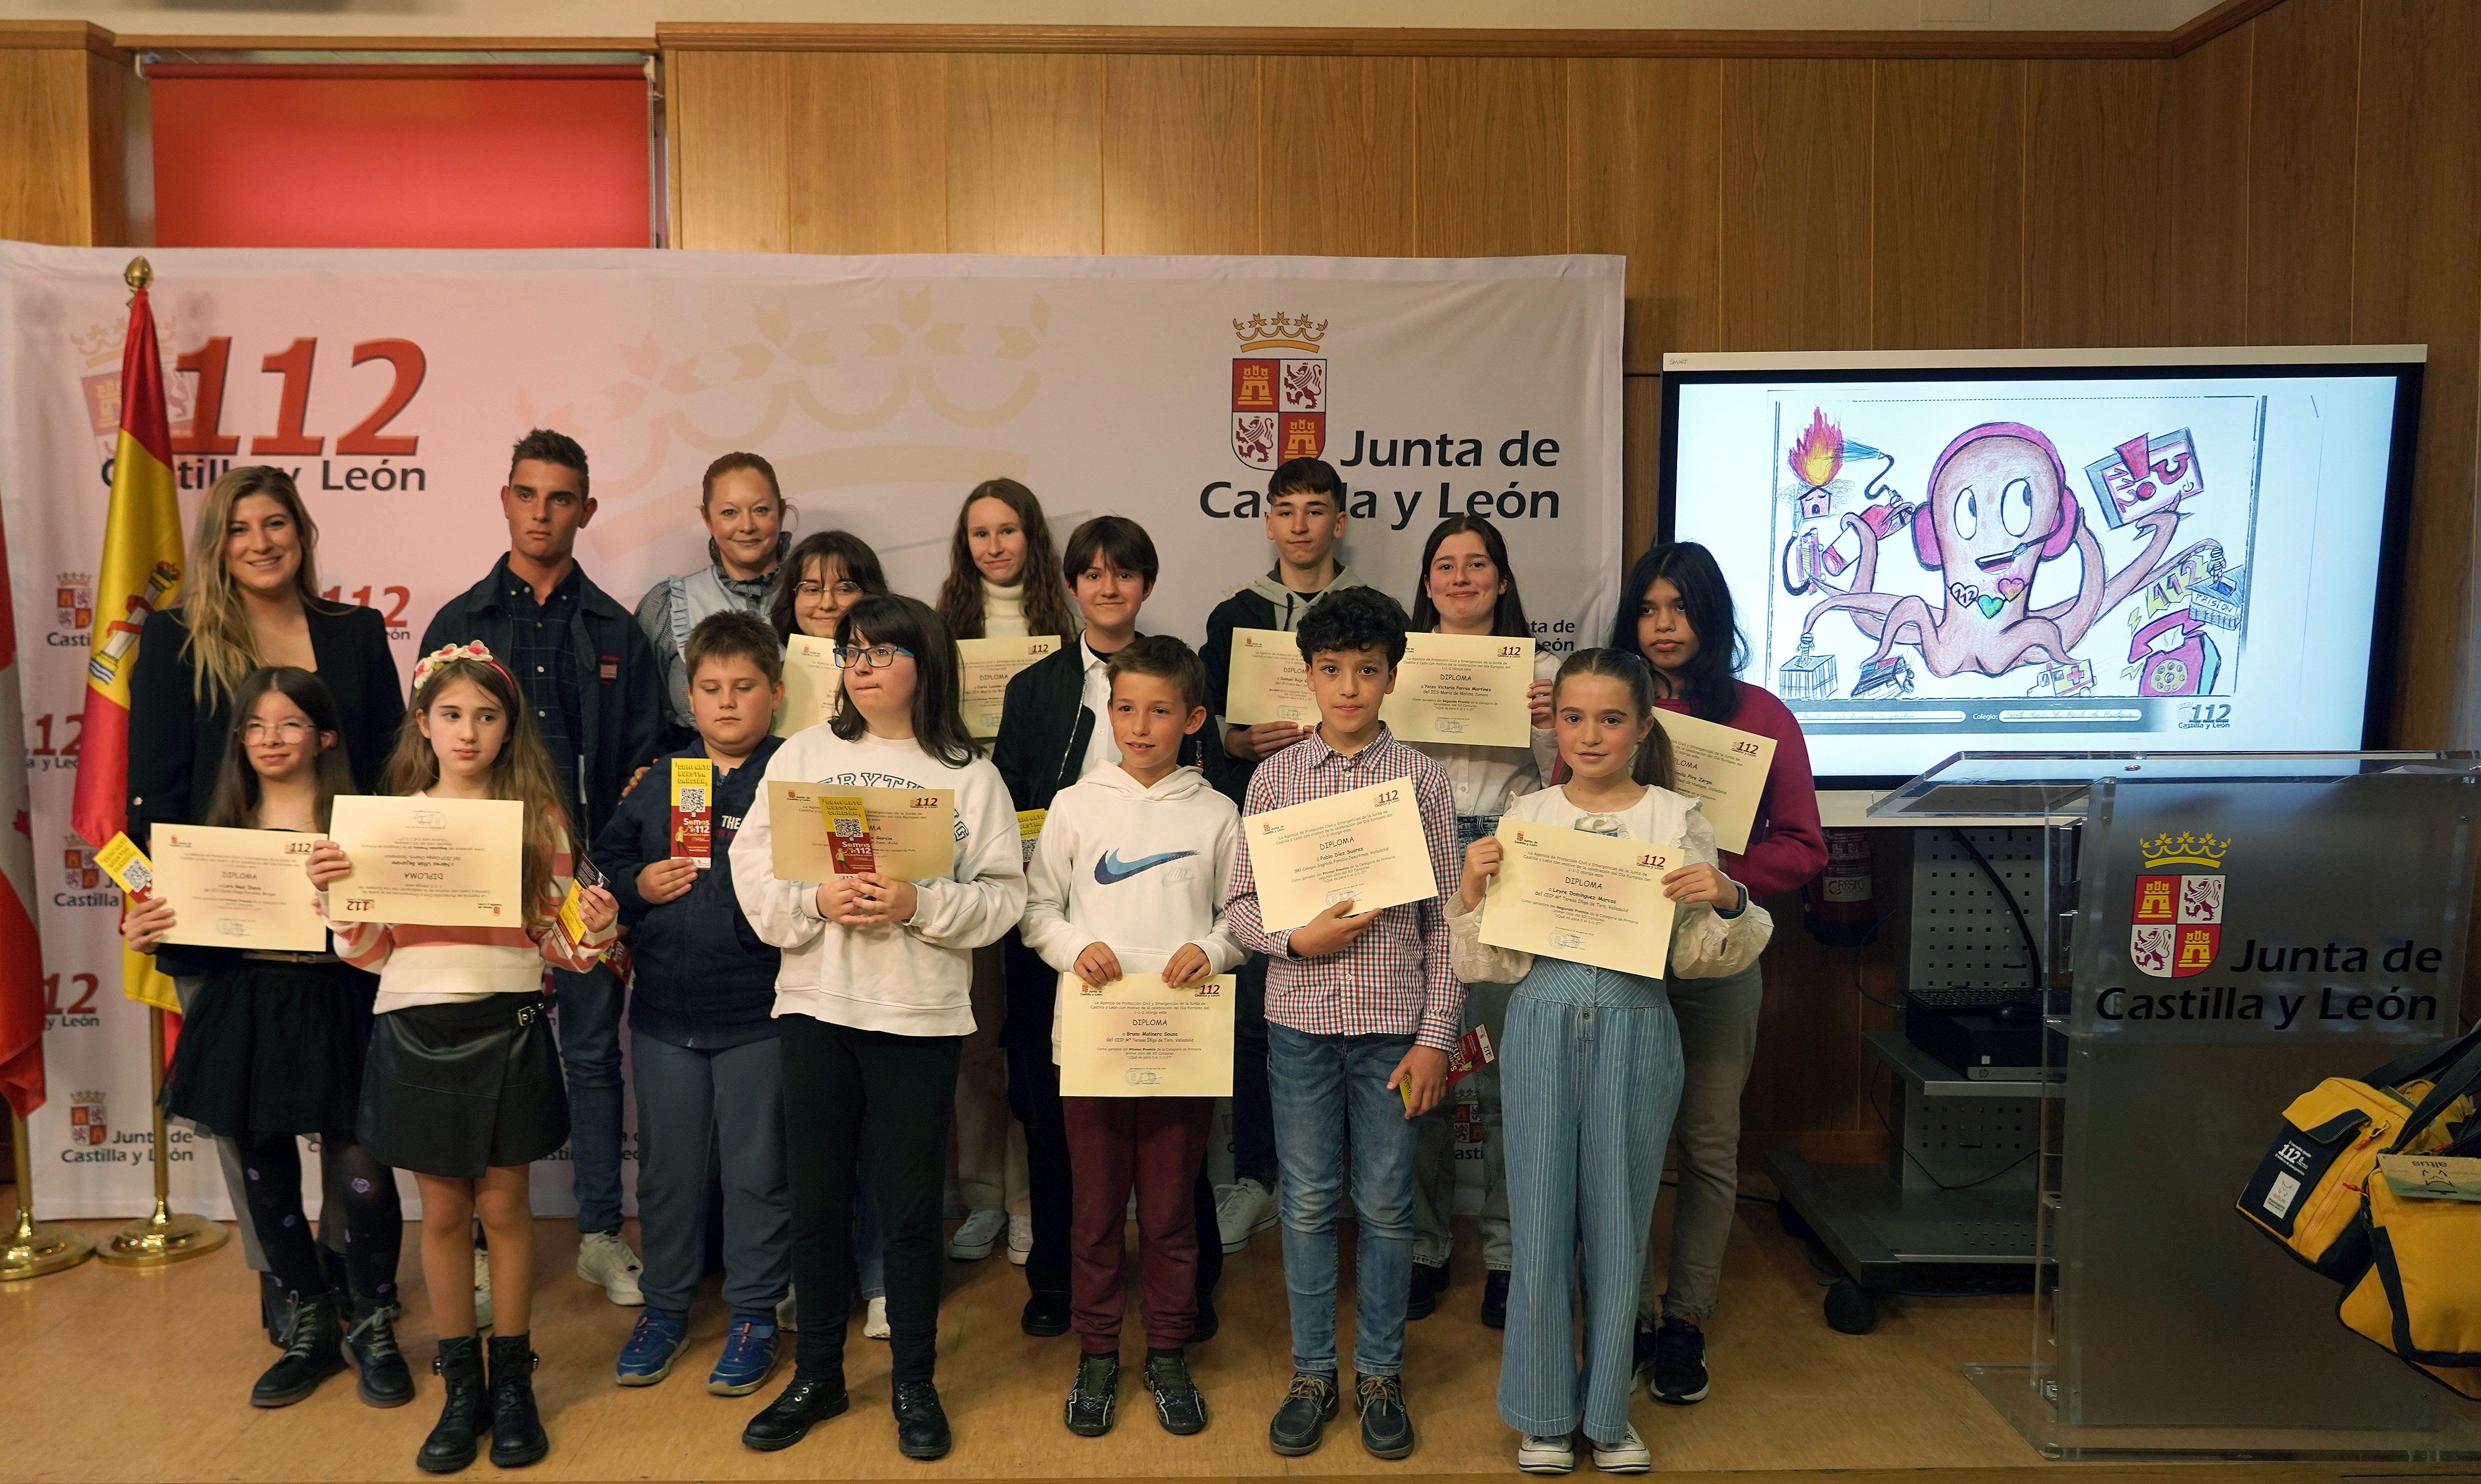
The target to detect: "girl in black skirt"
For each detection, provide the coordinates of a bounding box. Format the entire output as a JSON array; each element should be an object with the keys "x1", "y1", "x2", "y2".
[
  {"x1": 307, "y1": 645, "x2": 617, "y2": 1475},
  {"x1": 125, "y1": 666, "x2": 408, "y2": 1410}
]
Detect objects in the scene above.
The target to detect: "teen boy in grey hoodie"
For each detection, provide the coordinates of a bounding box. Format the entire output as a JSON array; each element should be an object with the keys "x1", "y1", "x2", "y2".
[{"x1": 1194, "y1": 456, "x2": 1367, "y2": 1255}]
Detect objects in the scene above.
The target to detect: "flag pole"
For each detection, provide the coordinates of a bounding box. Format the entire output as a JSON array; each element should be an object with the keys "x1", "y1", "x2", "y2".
[
  {"x1": 3, "y1": 1101, "x2": 92, "y2": 1279},
  {"x1": 96, "y1": 1007, "x2": 224, "y2": 1266}
]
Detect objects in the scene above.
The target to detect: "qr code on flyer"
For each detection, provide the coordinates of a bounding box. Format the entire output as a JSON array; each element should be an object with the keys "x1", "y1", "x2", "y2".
[{"x1": 677, "y1": 787, "x2": 707, "y2": 811}]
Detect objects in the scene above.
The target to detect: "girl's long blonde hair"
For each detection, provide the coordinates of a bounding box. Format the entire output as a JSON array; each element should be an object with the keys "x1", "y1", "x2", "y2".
[
  {"x1": 178, "y1": 466, "x2": 341, "y2": 704},
  {"x1": 381, "y1": 654, "x2": 569, "y2": 924}
]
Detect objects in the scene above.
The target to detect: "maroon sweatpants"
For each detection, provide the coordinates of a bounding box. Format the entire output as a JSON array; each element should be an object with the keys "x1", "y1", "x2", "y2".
[{"x1": 1061, "y1": 1094, "x2": 1213, "y2": 1353}]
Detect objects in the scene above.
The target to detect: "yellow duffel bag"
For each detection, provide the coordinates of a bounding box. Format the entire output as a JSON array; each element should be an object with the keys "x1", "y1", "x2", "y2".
[
  {"x1": 2335, "y1": 1133, "x2": 2481, "y2": 1400},
  {"x1": 2234, "y1": 1027, "x2": 2480, "y2": 1281}
]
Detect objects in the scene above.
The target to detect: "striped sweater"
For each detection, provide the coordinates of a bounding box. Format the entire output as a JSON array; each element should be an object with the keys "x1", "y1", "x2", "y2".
[{"x1": 327, "y1": 828, "x2": 613, "y2": 1014}]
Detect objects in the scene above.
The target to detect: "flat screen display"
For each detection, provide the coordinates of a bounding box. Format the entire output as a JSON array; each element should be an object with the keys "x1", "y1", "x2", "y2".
[{"x1": 1661, "y1": 350, "x2": 2421, "y2": 787}]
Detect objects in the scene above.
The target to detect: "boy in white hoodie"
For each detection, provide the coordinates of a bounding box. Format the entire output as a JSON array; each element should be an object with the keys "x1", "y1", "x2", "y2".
[{"x1": 1020, "y1": 635, "x2": 1244, "y2": 1441}]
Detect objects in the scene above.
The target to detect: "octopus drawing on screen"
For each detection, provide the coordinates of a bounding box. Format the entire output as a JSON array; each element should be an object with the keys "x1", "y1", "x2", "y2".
[{"x1": 1796, "y1": 422, "x2": 2193, "y2": 679}]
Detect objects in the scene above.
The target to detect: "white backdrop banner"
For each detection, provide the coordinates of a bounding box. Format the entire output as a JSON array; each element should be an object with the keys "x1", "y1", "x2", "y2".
[{"x1": 0, "y1": 242, "x2": 1622, "y2": 1217}]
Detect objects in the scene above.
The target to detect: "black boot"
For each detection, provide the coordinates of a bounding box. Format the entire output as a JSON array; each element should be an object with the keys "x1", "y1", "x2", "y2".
[
  {"x1": 345, "y1": 1293, "x2": 415, "y2": 1408},
  {"x1": 416, "y1": 1336, "x2": 491, "y2": 1474},
  {"x1": 250, "y1": 1290, "x2": 345, "y2": 1407},
  {"x1": 487, "y1": 1334, "x2": 550, "y2": 1468}
]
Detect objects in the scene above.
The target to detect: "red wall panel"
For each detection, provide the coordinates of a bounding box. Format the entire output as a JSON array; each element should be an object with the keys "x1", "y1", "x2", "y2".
[{"x1": 152, "y1": 74, "x2": 652, "y2": 249}]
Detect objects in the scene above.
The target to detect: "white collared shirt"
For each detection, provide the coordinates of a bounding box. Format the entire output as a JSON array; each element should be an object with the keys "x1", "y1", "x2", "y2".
[{"x1": 1075, "y1": 637, "x2": 1123, "y2": 780}]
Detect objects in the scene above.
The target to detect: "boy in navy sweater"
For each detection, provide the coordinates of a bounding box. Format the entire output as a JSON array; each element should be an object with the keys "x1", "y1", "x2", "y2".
[{"x1": 594, "y1": 611, "x2": 790, "y2": 1397}]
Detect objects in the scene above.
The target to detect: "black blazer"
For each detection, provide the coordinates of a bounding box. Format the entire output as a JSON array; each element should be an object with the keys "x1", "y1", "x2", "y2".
[{"x1": 125, "y1": 603, "x2": 404, "y2": 848}]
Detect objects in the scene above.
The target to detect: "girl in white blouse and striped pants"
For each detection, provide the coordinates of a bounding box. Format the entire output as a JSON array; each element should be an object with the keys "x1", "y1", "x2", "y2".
[{"x1": 1448, "y1": 650, "x2": 1771, "y2": 1472}]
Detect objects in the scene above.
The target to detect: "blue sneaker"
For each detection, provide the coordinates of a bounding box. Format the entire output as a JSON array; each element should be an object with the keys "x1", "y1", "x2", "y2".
[
  {"x1": 615, "y1": 1308, "x2": 689, "y2": 1387},
  {"x1": 707, "y1": 1315, "x2": 782, "y2": 1397}
]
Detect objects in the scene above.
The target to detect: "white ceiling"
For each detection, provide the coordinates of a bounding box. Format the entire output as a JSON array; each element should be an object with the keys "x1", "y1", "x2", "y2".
[{"x1": 0, "y1": 0, "x2": 2233, "y2": 42}]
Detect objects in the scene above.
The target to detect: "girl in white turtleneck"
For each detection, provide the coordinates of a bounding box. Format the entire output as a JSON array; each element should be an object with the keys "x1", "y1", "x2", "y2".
[
  {"x1": 931, "y1": 477, "x2": 1078, "y2": 1271},
  {"x1": 934, "y1": 477, "x2": 1081, "y2": 645}
]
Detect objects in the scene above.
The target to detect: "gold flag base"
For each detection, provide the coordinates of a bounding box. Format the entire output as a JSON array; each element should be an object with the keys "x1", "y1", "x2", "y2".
[
  {"x1": 97, "y1": 1196, "x2": 227, "y2": 1267},
  {"x1": 6, "y1": 1107, "x2": 96, "y2": 1280},
  {"x1": 94, "y1": 1007, "x2": 230, "y2": 1268},
  {"x1": 2, "y1": 1204, "x2": 95, "y2": 1280}
]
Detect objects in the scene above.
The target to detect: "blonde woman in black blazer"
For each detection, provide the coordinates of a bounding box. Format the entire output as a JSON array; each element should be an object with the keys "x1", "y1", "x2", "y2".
[{"x1": 121, "y1": 465, "x2": 405, "y2": 1366}]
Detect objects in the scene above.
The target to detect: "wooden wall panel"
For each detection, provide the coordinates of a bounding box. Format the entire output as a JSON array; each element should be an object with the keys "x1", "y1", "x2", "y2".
[
  {"x1": 1622, "y1": 373, "x2": 1660, "y2": 560},
  {"x1": 1872, "y1": 60, "x2": 2025, "y2": 349},
  {"x1": 1102, "y1": 55, "x2": 1259, "y2": 255},
  {"x1": 82, "y1": 50, "x2": 127, "y2": 247},
  {"x1": 2162, "y1": 22, "x2": 2251, "y2": 345},
  {"x1": 0, "y1": 48, "x2": 96, "y2": 246},
  {"x1": 946, "y1": 53, "x2": 1101, "y2": 255},
  {"x1": 786, "y1": 53, "x2": 947, "y2": 254},
  {"x1": 671, "y1": 50, "x2": 791, "y2": 253},
  {"x1": 2244, "y1": 0, "x2": 2358, "y2": 344},
  {"x1": 2024, "y1": 61, "x2": 2168, "y2": 347},
  {"x1": 1567, "y1": 58, "x2": 1722, "y2": 370},
  {"x1": 1717, "y1": 60, "x2": 1872, "y2": 352},
  {"x1": 2352, "y1": 0, "x2": 2481, "y2": 749},
  {"x1": 1414, "y1": 58, "x2": 1566, "y2": 257},
  {"x1": 1257, "y1": 56, "x2": 1415, "y2": 257}
]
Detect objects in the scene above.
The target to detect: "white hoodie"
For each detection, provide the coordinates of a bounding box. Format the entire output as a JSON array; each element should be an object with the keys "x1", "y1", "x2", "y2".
[
  {"x1": 1020, "y1": 762, "x2": 1247, "y2": 1061},
  {"x1": 732, "y1": 726, "x2": 1027, "y2": 1037}
]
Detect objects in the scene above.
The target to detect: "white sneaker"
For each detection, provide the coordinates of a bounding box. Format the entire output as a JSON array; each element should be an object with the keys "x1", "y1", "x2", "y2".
[
  {"x1": 1215, "y1": 1178, "x2": 1278, "y2": 1254},
  {"x1": 472, "y1": 1246, "x2": 494, "y2": 1332},
  {"x1": 576, "y1": 1230, "x2": 645, "y2": 1306},
  {"x1": 1007, "y1": 1213, "x2": 1032, "y2": 1266},
  {"x1": 864, "y1": 1294, "x2": 890, "y2": 1340},
  {"x1": 1517, "y1": 1433, "x2": 1577, "y2": 1474},
  {"x1": 949, "y1": 1208, "x2": 1006, "y2": 1261},
  {"x1": 1591, "y1": 1426, "x2": 1653, "y2": 1473}
]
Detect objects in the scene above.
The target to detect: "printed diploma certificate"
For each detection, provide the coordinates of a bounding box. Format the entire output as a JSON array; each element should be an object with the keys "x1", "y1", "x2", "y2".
[
  {"x1": 153, "y1": 824, "x2": 329, "y2": 952},
  {"x1": 1381, "y1": 632, "x2": 1536, "y2": 748},
  {"x1": 1478, "y1": 820, "x2": 1677, "y2": 977},
  {"x1": 1652, "y1": 711, "x2": 1775, "y2": 854},
  {"x1": 957, "y1": 635, "x2": 1060, "y2": 738},
  {"x1": 324, "y1": 796, "x2": 526, "y2": 929},
  {"x1": 1243, "y1": 778, "x2": 1440, "y2": 932},
  {"x1": 766, "y1": 783, "x2": 956, "y2": 882},
  {"x1": 774, "y1": 635, "x2": 841, "y2": 737},
  {"x1": 1058, "y1": 971, "x2": 1237, "y2": 1097},
  {"x1": 1221, "y1": 628, "x2": 1314, "y2": 727}
]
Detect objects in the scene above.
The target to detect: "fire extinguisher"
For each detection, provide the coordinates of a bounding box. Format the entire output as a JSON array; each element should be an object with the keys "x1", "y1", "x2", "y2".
[{"x1": 1803, "y1": 827, "x2": 1877, "y2": 947}]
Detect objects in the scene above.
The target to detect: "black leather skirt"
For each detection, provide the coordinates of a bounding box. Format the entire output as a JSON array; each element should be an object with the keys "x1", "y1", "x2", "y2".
[{"x1": 358, "y1": 994, "x2": 569, "y2": 1177}]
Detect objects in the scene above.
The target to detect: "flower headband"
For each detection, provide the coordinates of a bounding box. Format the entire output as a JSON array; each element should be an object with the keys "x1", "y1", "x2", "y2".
[{"x1": 414, "y1": 640, "x2": 514, "y2": 693}]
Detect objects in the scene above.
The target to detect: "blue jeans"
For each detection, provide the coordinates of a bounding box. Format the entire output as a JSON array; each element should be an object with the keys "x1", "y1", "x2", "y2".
[
  {"x1": 553, "y1": 963, "x2": 626, "y2": 1234},
  {"x1": 1267, "y1": 1023, "x2": 1420, "y2": 1378}
]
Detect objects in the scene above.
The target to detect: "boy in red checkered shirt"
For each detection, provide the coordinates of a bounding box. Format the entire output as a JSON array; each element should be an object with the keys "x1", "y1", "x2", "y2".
[{"x1": 1221, "y1": 586, "x2": 1461, "y2": 1462}]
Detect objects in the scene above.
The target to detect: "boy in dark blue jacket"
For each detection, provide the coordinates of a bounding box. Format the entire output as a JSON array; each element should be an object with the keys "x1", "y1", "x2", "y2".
[{"x1": 593, "y1": 611, "x2": 790, "y2": 1397}]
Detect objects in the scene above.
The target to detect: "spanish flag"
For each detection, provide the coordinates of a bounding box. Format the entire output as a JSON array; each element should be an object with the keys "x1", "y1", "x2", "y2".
[
  {"x1": 0, "y1": 514, "x2": 52, "y2": 1117},
  {"x1": 75, "y1": 260, "x2": 183, "y2": 1014}
]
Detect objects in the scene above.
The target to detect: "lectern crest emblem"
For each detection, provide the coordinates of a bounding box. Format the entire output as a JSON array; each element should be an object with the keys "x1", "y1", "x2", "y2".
[{"x1": 2130, "y1": 831, "x2": 2228, "y2": 980}]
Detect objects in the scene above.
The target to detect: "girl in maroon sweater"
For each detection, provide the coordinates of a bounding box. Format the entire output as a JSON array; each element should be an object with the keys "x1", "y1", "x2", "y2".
[{"x1": 1610, "y1": 541, "x2": 1825, "y2": 1406}]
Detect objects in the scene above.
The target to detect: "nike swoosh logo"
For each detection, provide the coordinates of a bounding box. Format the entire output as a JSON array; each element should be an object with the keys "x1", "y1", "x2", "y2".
[{"x1": 1094, "y1": 848, "x2": 1197, "y2": 885}]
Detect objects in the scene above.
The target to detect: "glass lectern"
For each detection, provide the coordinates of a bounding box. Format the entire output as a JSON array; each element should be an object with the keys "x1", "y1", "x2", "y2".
[{"x1": 1871, "y1": 752, "x2": 2481, "y2": 1460}]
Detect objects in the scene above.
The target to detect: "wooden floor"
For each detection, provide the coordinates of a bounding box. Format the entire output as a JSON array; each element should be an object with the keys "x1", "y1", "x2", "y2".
[{"x1": 1, "y1": 1182, "x2": 2472, "y2": 1483}]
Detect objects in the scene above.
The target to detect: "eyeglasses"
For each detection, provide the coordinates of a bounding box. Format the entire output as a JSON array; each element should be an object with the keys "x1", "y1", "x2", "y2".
[
  {"x1": 832, "y1": 644, "x2": 915, "y2": 670},
  {"x1": 243, "y1": 720, "x2": 310, "y2": 742},
  {"x1": 795, "y1": 580, "x2": 864, "y2": 600}
]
